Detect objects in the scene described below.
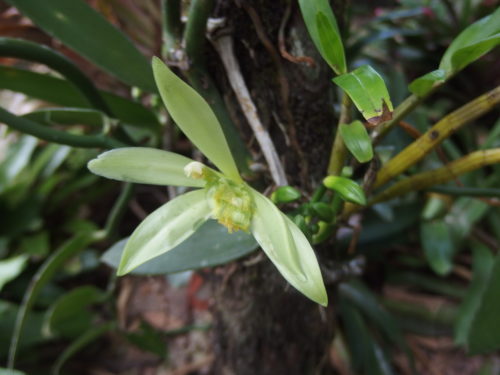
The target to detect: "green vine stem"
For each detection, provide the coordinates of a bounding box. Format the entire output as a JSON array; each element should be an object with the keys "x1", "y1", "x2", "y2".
[
  {"x1": 161, "y1": 0, "x2": 182, "y2": 58},
  {"x1": 327, "y1": 93, "x2": 352, "y2": 175},
  {"x1": 103, "y1": 182, "x2": 135, "y2": 237},
  {"x1": 0, "y1": 107, "x2": 125, "y2": 149},
  {"x1": 0, "y1": 38, "x2": 111, "y2": 116}
]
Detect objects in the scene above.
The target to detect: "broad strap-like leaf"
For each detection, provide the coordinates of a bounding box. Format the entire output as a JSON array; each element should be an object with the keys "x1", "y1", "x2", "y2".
[
  {"x1": 118, "y1": 190, "x2": 211, "y2": 275},
  {"x1": 4, "y1": 0, "x2": 155, "y2": 92},
  {"x1": 250, "y1": 190, "x2": 328, "y2": 306},
  {"x1": 152, "y1": 57, "x2": 241, "y2": 181},
  {"x1": 340, "y1": 120, "x2": 373, "y2": 163},
  {"x1": 88, "y1": 147, "x2": 205, "y2": 188},
  {"x1": 333, "y1": 65, "x2": 393, "y2": 125},
  {"x1": 298, "y1": 0, "x2": 346, "y2": 74}
]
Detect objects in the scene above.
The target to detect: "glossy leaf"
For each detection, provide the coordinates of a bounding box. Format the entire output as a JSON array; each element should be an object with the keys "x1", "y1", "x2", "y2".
[
  {"x1": 251, "y1": 190, "x2": 327, "y2": 306},
  {"x1": 0, "y1": 66, "x2": 159, "y2": 131},
  {"x1": 118, "y1": 190, "x2": 211, "y2": 275},
  {"x1": 410, "y1": 8, "x2": 500, "y2": 96},
  {"x1": 271, "y1": 186, "x2": 301, "y2": 204},
  {"x1": 4, "y1": 0, "x2": 155, "y2": 91},
  {"x1": 340, "y1": 120, "x2": 373, "y2": 163},
  {"x1": 102, "y1": 220, "x2": 258, "y2": 275},
  {"x1": 298, "y1": 0, "x2": 346, "y2": 74},
  {"x1": 88, "y1": 148, "x2": 205, "y2": 188},
  {"x1": 333, "y1": 65, "x2": 393, "y2": 125},
  {"x1": 323, "y1": 176, "x2": 366, "y2": 205},
  {"x1": 152, "y1": 57, "x2": 241, "y2": 181},
  {"x1": 421, "y1": 220, "x2": 456, "y2": 276}
]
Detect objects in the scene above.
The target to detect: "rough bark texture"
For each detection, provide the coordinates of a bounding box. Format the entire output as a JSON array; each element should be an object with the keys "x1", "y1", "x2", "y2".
[{"x1": 208, "y1": 1, "x2": 337, "y2": 373}]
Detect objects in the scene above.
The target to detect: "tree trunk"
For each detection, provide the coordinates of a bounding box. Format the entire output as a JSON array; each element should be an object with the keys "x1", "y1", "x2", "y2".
[{"x1": 207, "y1": 1, "x2": 337, "y2": 373}]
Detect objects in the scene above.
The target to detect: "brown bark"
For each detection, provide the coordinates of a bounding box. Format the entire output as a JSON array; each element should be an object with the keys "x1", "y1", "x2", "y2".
[{"x1": 208, "y1": 1, "x2": 337, "y2": 373}]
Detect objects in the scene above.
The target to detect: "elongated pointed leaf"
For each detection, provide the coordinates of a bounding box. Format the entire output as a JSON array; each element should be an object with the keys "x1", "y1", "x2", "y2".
[
  {"x1": 4, "y1": 0, "x2": 155, "y2": 91},
  {"x1": 102, "y1": 220, "x2": 258, "y2": 275},
  {"x1": 119, "y1": 190, "x2": 211, "y2": 275},
  {"x1": 440, "y1": 7, "x2": 500, "y2": 76},
  {"x1": 333, "y1": 65, "x2": 393, "y2": 125},
  {"x1": 298, "y1": 0, "x2": 346, "y2": 74},
  {"x1": 0, "y1": 255, "x2": 28, "y2": 292},
  {"x1": 410, "y1": 8, "x2": 500, "y2": 96},
  {"x1": 152, "y1": 58, "x2": 241, "y2": 181},
  {"x1": 251, "y1": 190, "x2": 327, "y2": 306},
  {"x1": 88, "y1": 148, "x2": 205, "y2": 188},
  {"x1": 340, "y1": 120, "x2": 373, "y2": 163},
  {"x1": 323, "y1": 176, "x2": 366, "y2": 205},
  {"x1": 0, "y1": 66, "x2": 159, "y2": 131}
]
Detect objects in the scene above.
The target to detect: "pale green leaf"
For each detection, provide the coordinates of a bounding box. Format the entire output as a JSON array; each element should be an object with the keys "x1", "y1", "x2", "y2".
[
  {"x1": 340, "y1": 120, "x2": 373, "y2": 163},
  {"x1": 333, "y1": 65, "x2": 393, "y2": 124},
  {"x1": 0, "y1": 255, "x2": 28, "y2": 292},
  {"x1": 87, "y1": 147, "x2": 205, "y2": 188},
  {"x1": 298, "y1": 0, "x2": 346, "y2": 74},
  {"x1": 118, "y1": 190, "x2": 211, "y2": 275},
  {"x1": 270, "y1": 186, "x2": 301, "y2": 204},
  {"x1": 250, "y1": 190, "x2": 327, "y2": 306},
  {"x1": 323, "y1": 176, "x2": 366, "y2": 205},
  {"x1": 152, "y1": 57, "x2": 241, "y2": 181}
]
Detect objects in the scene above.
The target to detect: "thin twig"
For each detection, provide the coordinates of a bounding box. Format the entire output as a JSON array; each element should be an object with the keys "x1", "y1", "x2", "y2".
[{"x1": 211, "y1": 33, "x2": 288, "y2": 186}]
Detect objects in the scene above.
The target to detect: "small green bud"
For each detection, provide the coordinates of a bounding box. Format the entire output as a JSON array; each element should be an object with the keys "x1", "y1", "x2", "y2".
[{"x1": 271, "y1": 186, "x2": 302, "y2": 204}]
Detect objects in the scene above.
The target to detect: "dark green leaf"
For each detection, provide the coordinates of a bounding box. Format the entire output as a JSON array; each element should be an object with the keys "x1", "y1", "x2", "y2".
[
  {"x1": 333, "y1": 65, "x2": 393, "y2": 125},
  {"x1": 455, "y1": 243, "x2": 493, "y2": 346},
  {"x1": 311, "y1": 202, "x2": 334, "y2": 222},
  {"x1": 0, "y1": 66, "x2": 159, "y2": 131},
  {"x1": 102, "y1": 220, "x2": 258, "y2": 275},
  {"x1": 323, "y1": 176, "x2": 366, "y2": 205},
  {"x1": 421, "y1": 220, "x2": 456, "y2": 276},
  {"x1": 4, "y1": 0, "x2": 155, "y2": 91},
  {"x1": 340, "y1": 120, "x2": 373, "y2": 163},
  {"x1": 298, "y1": 0, "x2": 346, "y2": 74},
  {"x1": 465, "y1": 247, "x2": 500, "y2": 354},
  {"x1": 44, "y1": 286, "x2": 105, "y2": 338}
]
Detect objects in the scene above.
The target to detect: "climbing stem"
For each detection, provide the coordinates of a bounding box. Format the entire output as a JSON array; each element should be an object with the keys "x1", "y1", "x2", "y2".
[{"x1": 328, "y1": 93, "x2": 352, "y2": 175}]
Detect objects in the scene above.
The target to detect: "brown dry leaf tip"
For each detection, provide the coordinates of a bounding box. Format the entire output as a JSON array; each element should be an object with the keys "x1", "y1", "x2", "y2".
[{"x1": 367, "y1": 100, "x2": 393, "y2": 127}]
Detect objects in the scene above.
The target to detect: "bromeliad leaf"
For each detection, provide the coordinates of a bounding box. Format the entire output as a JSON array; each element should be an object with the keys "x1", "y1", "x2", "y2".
[
  {"x1": 298, "y1": 0, "x2": 346, "y2": 74},
  {"x1": 251, "y1": 190, "x2": 328, "y2": 306},
  {"x1": 87, "y1": 148, "x2": 205, "y2": 188},
  {"x1": 152, "y1": 57, "x2": 241, "y2": 182},
  {"x1": 118, "y1": 190, "x2": 211, "y2": 275},
  {"x1": 333, "y1": 65, "x2": 393, "y2": 125},
  {"x1": 323, "y1": 176, "x2": 366, "y2": 205},
  {"x1": 410, "y1": 7, "x2": 500, "y2": 97},
  {"x1": 340, "y1": 120, "x2": 373, "y2": 163}
]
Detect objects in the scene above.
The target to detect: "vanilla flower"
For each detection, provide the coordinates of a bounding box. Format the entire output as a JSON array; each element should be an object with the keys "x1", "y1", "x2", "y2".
[{"x1": 88, "y1": 58, "x2": 327, "y2": 305}]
